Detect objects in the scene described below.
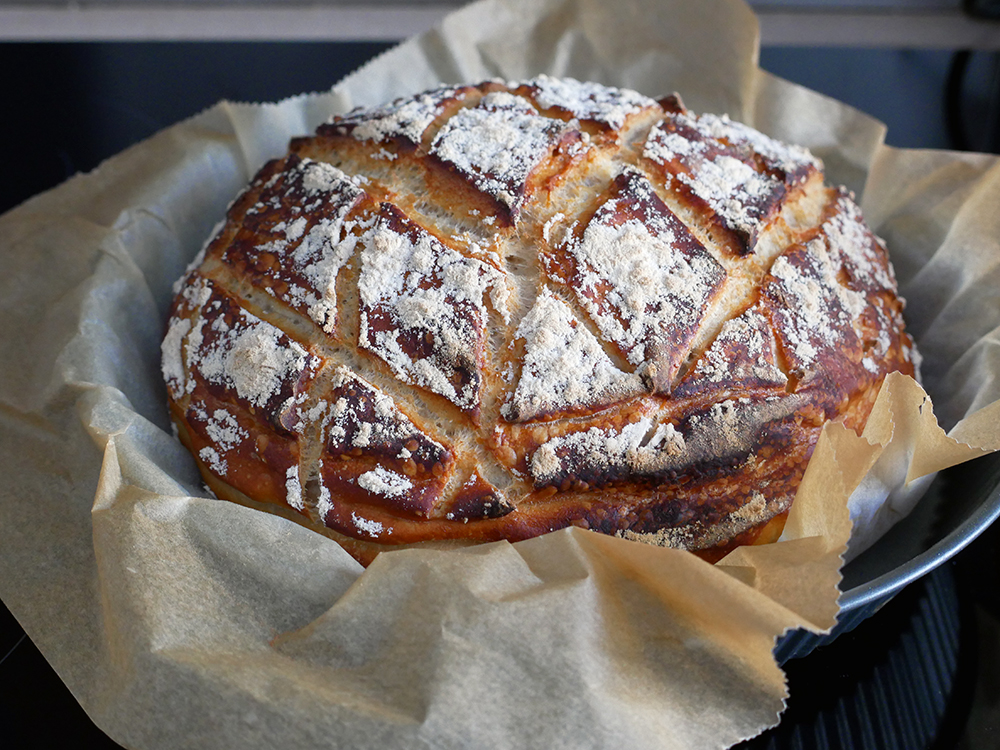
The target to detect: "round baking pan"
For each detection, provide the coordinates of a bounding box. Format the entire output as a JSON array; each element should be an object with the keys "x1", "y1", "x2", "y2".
[
  {"x1": 743, "y1": 560, "x2": 973, "y2": 749},
  {"x1": 776, "y1": 447, "x2": 1000, "y2": 662}
]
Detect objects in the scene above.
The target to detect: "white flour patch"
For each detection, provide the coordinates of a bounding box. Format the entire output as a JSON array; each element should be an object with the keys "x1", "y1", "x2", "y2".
[{"x1": 358, "y1": 466, "x2": 414, "y2": 498}]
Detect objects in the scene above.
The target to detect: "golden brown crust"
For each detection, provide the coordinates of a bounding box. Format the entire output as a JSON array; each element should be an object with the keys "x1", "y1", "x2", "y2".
[{"x1": 162, "y1": 76, "x2": 917, "y2": 565}]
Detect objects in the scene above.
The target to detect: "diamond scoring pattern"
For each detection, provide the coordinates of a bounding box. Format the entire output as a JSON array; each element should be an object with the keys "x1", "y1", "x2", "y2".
[{"x1": 162, "y1": 77, "x2": 916, "y2": 561}]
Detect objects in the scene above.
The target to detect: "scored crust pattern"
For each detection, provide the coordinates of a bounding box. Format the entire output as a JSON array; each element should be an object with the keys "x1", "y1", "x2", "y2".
[{"x1": 163, "y1": 76, "x2": 917, "y2": 565}]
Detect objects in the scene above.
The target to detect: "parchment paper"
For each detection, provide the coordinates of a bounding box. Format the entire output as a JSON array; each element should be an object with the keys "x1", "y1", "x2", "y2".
[{"x1": 1, "y1": 0, "x2": 999, "y2": 748}]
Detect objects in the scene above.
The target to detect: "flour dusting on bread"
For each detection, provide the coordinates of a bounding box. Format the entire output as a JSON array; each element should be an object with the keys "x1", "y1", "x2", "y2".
[{"x1": 163, "y1": 77, "x2": 917, "y2": 565}]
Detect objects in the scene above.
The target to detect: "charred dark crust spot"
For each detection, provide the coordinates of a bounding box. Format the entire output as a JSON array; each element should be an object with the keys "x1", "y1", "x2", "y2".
[
  {"x1": 658, "y1": 93, "x2": 686, "y2": 114},
  {"x1": 530, "y1": 400, "x2": 805, "y2": 494},
  {"x1": 445, "y1": 474, "x2": 516, "y2": 521}
]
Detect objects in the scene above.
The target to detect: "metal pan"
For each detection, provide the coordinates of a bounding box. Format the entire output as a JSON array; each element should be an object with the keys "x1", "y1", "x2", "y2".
[{"x1": 776, "y1": 448, "x2": 1000, "y2": 661}]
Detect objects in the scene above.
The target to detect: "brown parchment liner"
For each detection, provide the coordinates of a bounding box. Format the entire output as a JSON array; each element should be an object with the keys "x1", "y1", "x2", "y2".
[{"x1": 1, "y1": 0, "x2": 999, "y2": 748}]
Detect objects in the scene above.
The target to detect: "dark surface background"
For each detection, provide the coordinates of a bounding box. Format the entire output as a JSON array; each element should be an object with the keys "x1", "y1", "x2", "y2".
[
  {"x1": 2, "y1": 43, "x2": 998, "y2": 217},
  {"x1": 0, "y1": 42, "x2": 395, "y2": 215},
  {"x1": 1, "y1": 41, "x2": 999, "y2": 749}
]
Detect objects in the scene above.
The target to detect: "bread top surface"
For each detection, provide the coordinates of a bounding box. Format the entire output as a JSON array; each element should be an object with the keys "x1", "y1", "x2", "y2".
[{"x1": 163, "y1": 76, "x2": 916, "y2": 563}]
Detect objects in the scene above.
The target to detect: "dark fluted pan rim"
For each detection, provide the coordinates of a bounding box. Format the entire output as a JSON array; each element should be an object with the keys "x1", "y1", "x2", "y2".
[{"x1": 777, "y1": 450, "x2": 1000, "y2": 662}]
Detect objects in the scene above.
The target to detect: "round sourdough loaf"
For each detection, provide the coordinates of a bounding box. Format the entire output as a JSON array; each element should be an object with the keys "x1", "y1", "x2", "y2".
[{"x1": 162, "y1": 77, "x2": 917, "y2": 565}]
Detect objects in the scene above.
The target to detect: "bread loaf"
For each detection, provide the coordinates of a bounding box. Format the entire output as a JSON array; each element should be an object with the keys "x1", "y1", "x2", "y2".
[{"x1": 162, "y1": 77, "x2": 917, "y2": 565}]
